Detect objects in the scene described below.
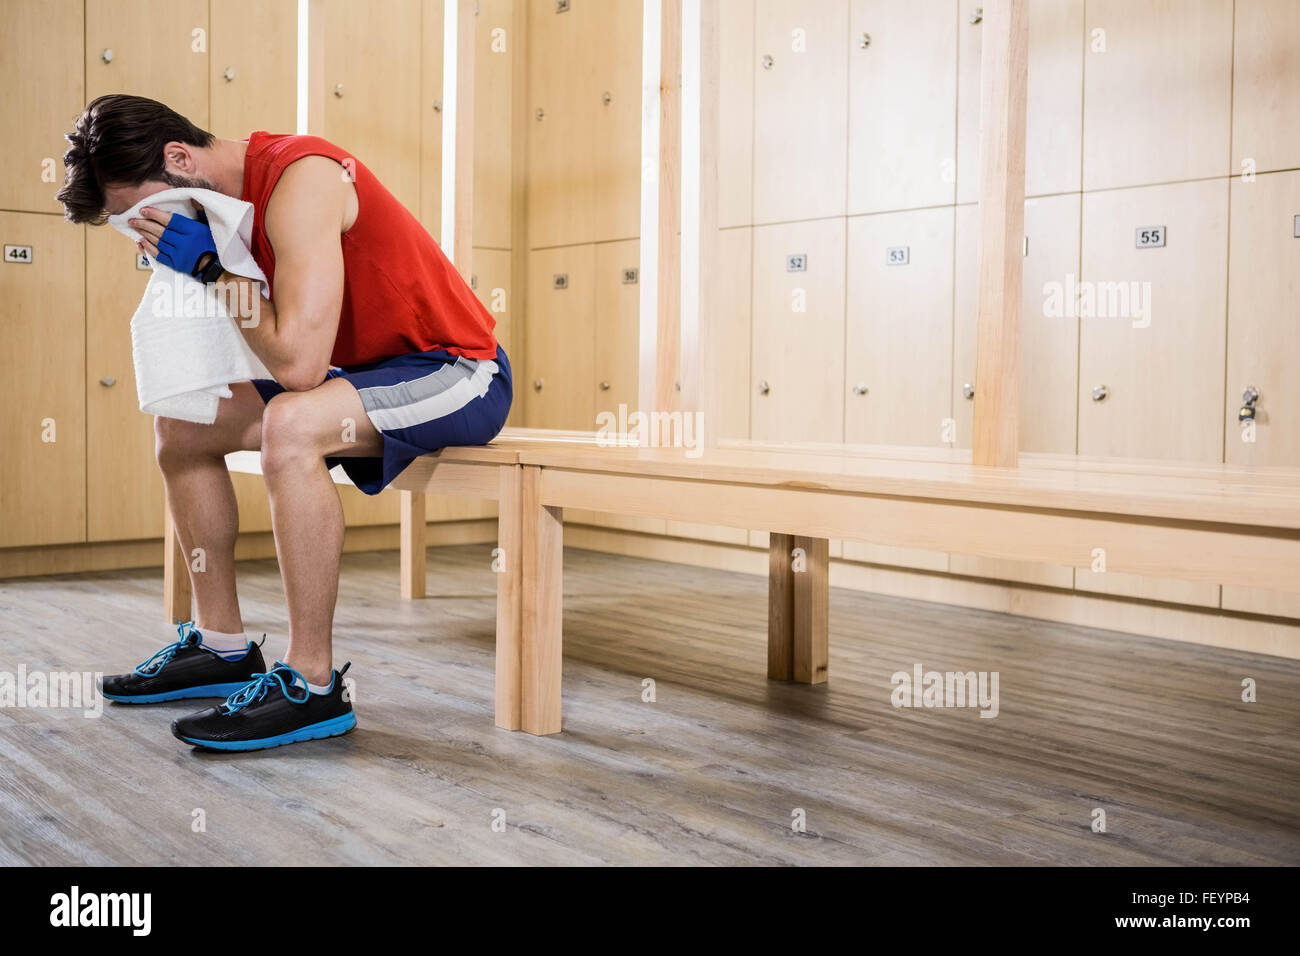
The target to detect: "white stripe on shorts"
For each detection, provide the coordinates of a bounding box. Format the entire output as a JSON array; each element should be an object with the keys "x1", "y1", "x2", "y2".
[{"x1": 361, "y1": 359, "x2": 498, "y2": 432}]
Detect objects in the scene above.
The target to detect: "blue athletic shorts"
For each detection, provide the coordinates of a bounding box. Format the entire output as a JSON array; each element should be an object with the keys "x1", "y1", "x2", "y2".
[{"x1": 251, "y1": 344, "x2": 513, "y2": 496}]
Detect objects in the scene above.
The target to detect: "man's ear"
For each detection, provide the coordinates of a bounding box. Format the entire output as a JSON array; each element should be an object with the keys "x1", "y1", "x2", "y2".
[{"x1": 162, "y1": 141, "x2": 197, "y2": 176}]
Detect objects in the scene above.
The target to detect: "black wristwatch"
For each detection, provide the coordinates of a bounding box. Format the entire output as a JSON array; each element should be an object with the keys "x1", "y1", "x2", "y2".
[{"x1": 194, "y1": 253, "x2": 225, "y2": 285}]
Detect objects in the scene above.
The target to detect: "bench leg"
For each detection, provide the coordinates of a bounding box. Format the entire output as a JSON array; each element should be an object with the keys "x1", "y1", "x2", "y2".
[
  {"x1": 495, "y1": 464, "x2": 563, "y2": 735},
  {"x1": 768, "y1": 534, "x2": 829, "y2": 684},
  {"x1": 163, "y1": 497, "x2": 193, "y2": 624},
  {"x1": 400, "y1": 490, "x2": 427, "y2": 599}
]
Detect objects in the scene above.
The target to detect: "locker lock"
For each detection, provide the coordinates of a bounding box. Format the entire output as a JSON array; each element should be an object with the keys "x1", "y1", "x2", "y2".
[
  {"x1": 101, "y1": 49, "x2": 114, "y2": 63},
  {"x1": 223, "y1": 67, "x2": 235, "y2": 82},
  {"x1": 852, "y1": 383, "x2": 868, "y2": 396},
  {"x1": 100, "y1": 376, "x2": 116, "y2": 388},
  {"x1": 758, "y1": 380, "x2": 771, "y2": 395},
  {"x1": 533, "y1": 379, "x2": 544, "y2": 392},
  {"x1": 970, "y1": 8, "x2": 984, "y2": 25},
  {"x1": 333, "y1": 83, "x2": 344, "y2": 98},
  {"x1": 600, "y1": 381, "x2": 611, "y2": 391},
  {"x1": 962, "y1": 382, "x2": 975, "y2": 400},
  {"x1": 761, "y1": 54, "x2": 774, "y2": 70},
  {"x1": 1239, "y1": 385, "x2": 1260, "y2": 425},
  {"x1": 1091, "y1": 384, "x2": 1108, "y2": 402}
]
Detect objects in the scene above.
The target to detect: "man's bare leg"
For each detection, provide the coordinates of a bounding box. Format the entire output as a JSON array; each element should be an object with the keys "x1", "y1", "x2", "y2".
[
  {"x1": 259, "y1": 378, "x2": 383, "y2": 686},
  {"x1": 155, "y1": 382, "x2": 267, "y2": 634}
]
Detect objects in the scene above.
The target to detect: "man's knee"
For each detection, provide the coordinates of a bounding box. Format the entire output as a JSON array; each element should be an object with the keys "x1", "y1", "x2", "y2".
[
  {"x1": 155, "y1": 415, "x2": 219, "y2": 470},
  {"x1": 260, "y1": 393, "x2": 323, "y2": 478}
]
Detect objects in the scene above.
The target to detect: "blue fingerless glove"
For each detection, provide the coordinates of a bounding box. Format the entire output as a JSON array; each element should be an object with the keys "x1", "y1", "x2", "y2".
[{"x1": 153, "y1": 212, "x2": 218, "y2": 277}]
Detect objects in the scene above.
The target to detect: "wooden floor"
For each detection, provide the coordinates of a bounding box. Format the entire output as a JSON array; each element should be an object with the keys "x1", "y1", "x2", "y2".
[{"x1": 1, "y1": 543, "x2": 1298, "y2": 866}]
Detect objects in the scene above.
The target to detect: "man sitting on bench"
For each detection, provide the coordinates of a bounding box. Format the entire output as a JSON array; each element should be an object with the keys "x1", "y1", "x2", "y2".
[{"x1": 56, "y1": 94, "x2": 513, "y2": 751}]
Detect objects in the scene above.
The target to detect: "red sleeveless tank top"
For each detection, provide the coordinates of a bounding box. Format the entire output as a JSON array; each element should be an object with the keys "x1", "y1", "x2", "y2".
[{"x1": 240, "y1": 131, "x2": 497, "y2": 367}]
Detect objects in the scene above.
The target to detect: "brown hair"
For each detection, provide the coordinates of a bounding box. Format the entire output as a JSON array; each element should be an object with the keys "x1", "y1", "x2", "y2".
[{"x1": 56, "y1": 94, "x2": 215, "y2": 224}]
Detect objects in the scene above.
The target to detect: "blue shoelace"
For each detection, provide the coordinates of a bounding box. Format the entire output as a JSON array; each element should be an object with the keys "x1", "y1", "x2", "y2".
[
  {"x1": 133, "y1": 621, "x2": 202, "y2": 676},
  {"x1": 224, "y1": 664, "x2": 310, "y2": 713}
]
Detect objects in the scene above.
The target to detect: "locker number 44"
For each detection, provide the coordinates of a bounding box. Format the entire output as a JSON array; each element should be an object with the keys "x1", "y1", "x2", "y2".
[
  {"x1": 4, "y1": 244, "x2": 33, "y2": 264},
  {"x1": 1135, "y1": 226, "x2": 1166, "y2": 248}
]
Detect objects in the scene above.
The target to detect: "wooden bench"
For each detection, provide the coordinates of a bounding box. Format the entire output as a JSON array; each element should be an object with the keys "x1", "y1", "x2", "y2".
[{"x1": 164, "y1": 432, "x2": 1300, "y2": 737}]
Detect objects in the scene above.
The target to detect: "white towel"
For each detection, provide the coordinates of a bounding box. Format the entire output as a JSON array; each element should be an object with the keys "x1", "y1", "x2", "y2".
[{"x1": 108, "y1": 187, "x2": 274, "y2": 425}]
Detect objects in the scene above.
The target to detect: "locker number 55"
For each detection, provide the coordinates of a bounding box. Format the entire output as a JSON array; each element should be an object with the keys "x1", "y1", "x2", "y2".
[{"x1": 1134, "y1": 226, "x2": 1166, "y2": 248}]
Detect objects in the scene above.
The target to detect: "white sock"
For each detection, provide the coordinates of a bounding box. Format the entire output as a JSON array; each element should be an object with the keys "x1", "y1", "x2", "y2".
[
  {"x1": 196, "y1": 627, "x2": 249, "y2": 660},
  {"x1": 288, "y1": 671, "x2": 333, "y2": 695}
]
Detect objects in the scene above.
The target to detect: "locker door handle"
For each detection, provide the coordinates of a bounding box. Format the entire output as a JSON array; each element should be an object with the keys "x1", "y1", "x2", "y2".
[
  {"x1": 852, "y1": 383, "x2": 868, "y2": 396},
  {"x1": 970, "y1": 8, "x2": 984, "y2": 24},
  {"x1": 599, "y1": 381, "x2": 610, "y2": 391},
  {"x1": 533, "y1": 379, "x2": 544, "y2": 391},
  {"x1": 333, "y1": 83, "x2": 344, "y2": 98},
  {"x1": 223, "y1": 67, "x2": 235, "y2": 82},
  {"x1": 1091, "y1": 385, "x2": 1108, "y2": 402},
  {"x1": 760, "y1": 54, "x2": 774, "y2": 70},
  {"x1": 858, "y1": 33, "x2": 871, "y2": 49},
  {"x1": 100, "y1": 49, "x2": 114, "y2": 63},
  {"x1": 758, "y1": 380, "x2": 770, "y2": 395},
  {"x1": 100, "y1": 376, "x2": 116, "y2": 388},
  {"x1": 962, "y1": 383, "x2": 975, "y2": 400}
]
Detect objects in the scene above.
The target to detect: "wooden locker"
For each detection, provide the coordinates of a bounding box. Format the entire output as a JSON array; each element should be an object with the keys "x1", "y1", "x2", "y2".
[
  {"x1": 526, "y1": 0, "x2": 596, "y2": 248},
  {"x1": 0, "y1": 213, "x2": 86, "y2": 547},
  {"x1": 841, "y1": 206, "x2": 951, "y2": 573},
  {"x1": 949, "y1": 198, "x2": 1079, "y2": 587},
  {"x1": 320, "y1": 0, "x2": 421, "y2": 215},
  {"x1": 420, "y1": 0, "x2": 445, "y2": 239},
  {"x1": 593, "y1": 239, "x2": 640, "y2": 418},
  {"x1": 752, "y1": 0, "x2": 848, "y2": 224},
  {"x1": 524, "y1": 244, "x2": 596, "y2": 429},
  {"x1": 85, "y1": 226, "x2": 163, "y2": 542},
  {"x1": 718, "y1": 0, "x2": 755, "y2": 229},
  {"x1": 209, "y1": 0, "x2": 297, "y2": 140},
  {"x1": 956, "y1": 0, "x2": 1083, "y2": 203},
  {"x1": 750, "y1": 218, "x2": 845, "y2": 443},
  {"x1": 0, "y1": 0, "x2": 84, "y2": 214},
  {"x1": 1076, "y1": 178, "x2": 1228, "y2": 607},
  {"x1": 471, "y1": 246, "x2": 521, "y2": 427},
  {"x1": 848, "y1": 0, "x2": 957, "y2": 215},
  {"x1": 952, "y1": 195, "x2": 1080, "y2": 454},
  {"x1": 86, "y1": 0, "x2": 209, "y2": 121},
  {"x1": 1222, "y1": 170, "x2": 1300, "y2": 617},
  {"x1": 1082, "y1": 0, "x2": 1232, "y2": 192},
  {"x1": 591, "y1": 0, "x2": 642, "y2": 243},
  {"x1": 1232, "y1": 0, "x2": 1300, "y2": 177},
  {"x1": 844, "y1": 206, "x2": 953, "y2": 447}
]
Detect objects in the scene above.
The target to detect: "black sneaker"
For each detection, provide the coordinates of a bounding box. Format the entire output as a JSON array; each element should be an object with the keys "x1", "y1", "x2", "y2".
[
  {"x1": 171, "y1": 662, "x2": 356, "y2": 752},
  {"x1": 101, "y1": 622, "x2": 266, "y2": 703}
]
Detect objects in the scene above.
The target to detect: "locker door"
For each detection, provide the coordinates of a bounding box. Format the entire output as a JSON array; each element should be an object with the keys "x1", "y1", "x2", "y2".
[
  {"x1": 471, "y1": 246, "x2": 520, "y2": 425},
  {"x1": 209, "y1": 0, "x2": 297, "y2": 140},
  {"x1": 750, "y1": 218, "x2": 845, "y2": 443},
  {"x1": 715, "y1": 226, "x2": 753, "y2": 441},
  {"x1": 752, "y1": 0, "x2": 848, "y2": 224},
  {"x1": 320, "y1": 0, "x2": 421, "y2": 215},
  {"x1": 86, "y1": 0, "x2": 209, "y2": 121},
  {"x1": 593, "y1": 240, "x2": 640, "y2": 418},
  {"x1": 718, "y1": 0, "x2": 755, "y2": 229},
  {"x1": 1232, "y1": 0, "x2": 1300, "y2": 177},
  {"x1": 1082, "y1": 0, "x2": 1232, "y2": 192},
  {"x1": 420, "y1": 0, "x2": 445, "y2": 239},
  {"x1": 591, "y1": 0, "x2": 642, "y2": 243},
  {"x1": 1076, "y1": 178, "x2": 1228, "y2": 607},
  {"x1": 525, "y1": 245, "x2": 596, "y2": 429},
  {"x1": 844, "y1": 207, "x2": 953, "y2": 447},
  {"x1": 84, "y1": 0, "x2": 210, "y2": 543},
  {"x1": 952, "y1": 195, "x2": 1080, "y2": 453},
  {"x1": 1222, "y1": 170, "x2": 1300, "y2": 617},
  {"x1": 949, "y1": 197, "x2": 1079, "y2": 587},
  {"x1": 526, "y1": 0, "x2": 596, "y2": 248},
  {"x1": 956, "y1": 0, "x2": 1084, "y2": 204},
  {"x1": 848, "y1": 0, "x2": 957, "y2": 215},
  {"x1": 0, "y1": 0, "x2": 83, "y2": 214},
  {"x1": 85, "y1": 227, "x2": 162, "y2": 542},
  {"x1": 0, "y1": 214, "x2": 86, "y2": 547},
  {"x1": 474, "y1": 0, "x2": 516, "y2": 250}
]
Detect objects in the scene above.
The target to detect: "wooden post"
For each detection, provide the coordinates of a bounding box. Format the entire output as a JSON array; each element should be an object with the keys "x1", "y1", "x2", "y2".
[
  {"x1": 519, "y1": 466, "x2": 563, "y2": 735},
  {"x1": 768, "y1": 533, "x2": 829, "y2": 684},
  {"x1": 639, "y1": 0, "x2": 684, "y2": 446},
  {"x1": 494, "y1": 464, "x2": 523, "y2": 730},
  {"x1": 970, "y1": 0, "x2": 1028, "y2": 468},
  {"x1": 399, "y1": 491, "x2": 426, "y2": 599}
]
